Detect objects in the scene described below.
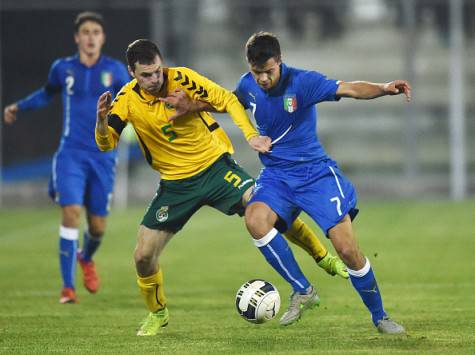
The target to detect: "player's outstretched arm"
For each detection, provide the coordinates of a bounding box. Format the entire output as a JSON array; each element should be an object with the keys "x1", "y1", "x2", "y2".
[
  {"x1": 336, "y1": 80, "x2": 411, "y2": 102},
  {"x1": 3, "y1": 104, "x2": 19, "y2": 125}
]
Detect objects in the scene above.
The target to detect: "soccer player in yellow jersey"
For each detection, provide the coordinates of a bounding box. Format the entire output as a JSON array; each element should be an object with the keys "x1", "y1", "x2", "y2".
[{"x1": 96, "y1": 39, "x2": 345, "y2": 336}]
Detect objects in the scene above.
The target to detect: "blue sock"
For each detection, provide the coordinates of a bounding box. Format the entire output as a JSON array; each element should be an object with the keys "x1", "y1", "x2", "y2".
[
  {"x1": 348, "y1": 258, "x2": 387, "y2": 325},
  {"x1": 81, "y1": 231, "x2": 102, "y2": 262},
  {"x1": 254, "y1": 228, "x2": 311, "y2": 293},
  {"x1": 59, "y1": 226, "x2": 78, "y2": 289}
]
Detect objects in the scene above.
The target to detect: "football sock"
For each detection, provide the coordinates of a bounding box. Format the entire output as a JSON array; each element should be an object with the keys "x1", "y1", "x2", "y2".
[
  {"x1": 348, "y1": 257, "x2": 387, "y2": 325},
  {"x1": 81, "y1": 230, "x2": 102, "y2": 262},
  {"x1": 59, "y1": 226, "x2": 78, "y2": 289},
  {"x1": 254, "y1": 228, "x2": 311, "y2": 293},
  {"x1": 137, "y1": 268, "x2": 167, "y2": 313},
  {"x1": 284, "y1": 217, "x2": 328, "y2": 261}
]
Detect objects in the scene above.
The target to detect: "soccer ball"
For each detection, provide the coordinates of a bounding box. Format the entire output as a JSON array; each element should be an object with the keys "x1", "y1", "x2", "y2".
[{"x1": 235, "y1": 279, "x2": 280, "y2": 324}]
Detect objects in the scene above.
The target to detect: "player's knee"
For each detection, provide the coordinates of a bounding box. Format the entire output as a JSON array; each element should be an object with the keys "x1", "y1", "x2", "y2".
[
  {"x1": 134, "y1": 248, "x2": 156, "y2": 272},
  {"x1": 245, "y1": 203, "x2": 273, "y2": 239},
  {"x1": 62, "y1": 205, "x2": 81, "y2": 227}
]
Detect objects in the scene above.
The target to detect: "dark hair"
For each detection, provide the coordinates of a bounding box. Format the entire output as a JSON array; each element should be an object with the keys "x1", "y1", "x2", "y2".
[
  {"x1": 245, "y1": 32, "x2": 281, "y2": 66},
  {"x1": 74, "y1": 11, "x2": 105, "y2": 33},
  {"x1": 126, "y1": 39, "x2": 163, "y2": 71}
]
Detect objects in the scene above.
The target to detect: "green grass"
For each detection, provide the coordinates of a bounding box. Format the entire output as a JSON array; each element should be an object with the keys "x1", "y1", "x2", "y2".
[{"x1": 1, "y1": 200, "x2": 475, "y2": 354}]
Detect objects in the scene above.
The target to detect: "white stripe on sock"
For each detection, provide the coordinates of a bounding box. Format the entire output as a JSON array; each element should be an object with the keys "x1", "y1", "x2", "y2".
[
  {"x1": 267, "y1": 244, "x2": 305, "y2": 289},
  {"x1": 253, "y1": 228, "x2": 278, "y2": 247},
  {"x1": 347, "y1": 257, "x2": 370, "y2": 278},
  {"x1": 59, "y1": 226, "x2": 79, "y2": 240}
]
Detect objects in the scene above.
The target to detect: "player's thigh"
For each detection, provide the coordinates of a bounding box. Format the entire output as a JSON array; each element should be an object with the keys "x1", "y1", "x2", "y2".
[
  {"x1": 249, "y1": 169, "x2": 300, "y2": 232},
  {"x1": 204, "y1": 154, "x2": 255, "y2": 216},
  {"x1": 296, "y1": 160, "x2": 358, "y2": 236},
  {"x1": 85, "y1": 156, "x2": 116, "y2": 216},
  {"x1": 141, "y1": 179, "x2": 203, "y2": 233},
  {"x1": 49, "y1": 150, "x2": 87, "y2": 207},
  {"x1": 135, "y1": 225, "x2": 174, "y2": 260}
]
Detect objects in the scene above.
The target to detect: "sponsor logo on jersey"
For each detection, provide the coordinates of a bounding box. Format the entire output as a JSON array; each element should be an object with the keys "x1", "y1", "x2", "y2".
[
  {"x1": 156, "y1": 206, "x2": 169, "y2": 222},
  {"x1": 101, "y1": 71, "x2": 113, "y2": 87},
  {"x1": 283, "y1": 94, "x2": 297, "y2": 113}
]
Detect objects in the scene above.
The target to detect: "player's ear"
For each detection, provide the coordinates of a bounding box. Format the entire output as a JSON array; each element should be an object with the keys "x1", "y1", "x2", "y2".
[{"x1": 127, "y1": 66, "x2": 135, "y2": 78}]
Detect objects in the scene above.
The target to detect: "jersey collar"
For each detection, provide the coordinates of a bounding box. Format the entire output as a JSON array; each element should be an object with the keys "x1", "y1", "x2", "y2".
[{"x1": 132, "y1": 73, "x2": 169, "y2": 105}]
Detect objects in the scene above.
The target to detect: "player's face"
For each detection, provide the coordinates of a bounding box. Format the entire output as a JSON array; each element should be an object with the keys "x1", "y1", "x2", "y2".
[
  {"x1": 249, "y1": 57, "x2": 281, "y2": 91},
  {"x1": 74, "y1": 21, "x2": 105, "y2": 57},
  {"x1": 130, "y1": 55, "x2": 165, "y2": 96}
]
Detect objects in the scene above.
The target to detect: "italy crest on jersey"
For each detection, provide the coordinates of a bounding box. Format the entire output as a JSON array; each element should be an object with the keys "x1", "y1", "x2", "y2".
[
  {"x1": 101, "y1": 71, "x2": 113, "y2": 87},
  {"x1": 283, "y1": 94, "x2": 297, "y2": 113}
]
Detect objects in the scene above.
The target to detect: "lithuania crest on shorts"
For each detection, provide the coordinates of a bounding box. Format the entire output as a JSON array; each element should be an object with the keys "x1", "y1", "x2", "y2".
[
  {"x1": 283, "y1": 94, "x2": 297, "y2": 113},
  {"x1": 101, "y1": 71, "x2": 113, "y2": 87},
  {"x1": 156, "y1": 206, "x2": 169, "y2": 222}
]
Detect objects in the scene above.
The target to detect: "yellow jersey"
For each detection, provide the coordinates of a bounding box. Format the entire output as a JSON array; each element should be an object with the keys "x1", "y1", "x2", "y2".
[{"x1": 96, "y1": 67, "x2": 258, "y2": 180}]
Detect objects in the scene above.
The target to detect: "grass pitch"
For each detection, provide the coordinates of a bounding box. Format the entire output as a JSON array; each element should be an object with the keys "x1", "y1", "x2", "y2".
[{"x1": 1, "y1": 200, "x2": 474, "y2": 354}]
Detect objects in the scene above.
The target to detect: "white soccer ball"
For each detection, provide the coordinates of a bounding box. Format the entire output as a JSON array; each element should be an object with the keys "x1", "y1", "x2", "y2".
[{"x1": 235, "y1": 279, "x2": 280, "y2": 324}]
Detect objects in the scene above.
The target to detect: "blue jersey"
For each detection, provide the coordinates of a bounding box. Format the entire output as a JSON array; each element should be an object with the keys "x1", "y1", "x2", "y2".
[
  {"x1": 17, "y1": 54, "x2": 129, "y2": 155},
  {"x1": 235, "y1": 63, "x2": 340, "y2": 167}
]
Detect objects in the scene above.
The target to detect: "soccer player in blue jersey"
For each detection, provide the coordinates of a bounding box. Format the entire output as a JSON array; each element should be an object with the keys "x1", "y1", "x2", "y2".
[
  {"x1": 168, "y1": 32, "x2": 411, "y2": 333},
  {"x1": 3, "y1": 12, "x2": 129, "y2": 304},
  {"x1": 238, "y1": 32, "x2": 410, "y2": 332}
]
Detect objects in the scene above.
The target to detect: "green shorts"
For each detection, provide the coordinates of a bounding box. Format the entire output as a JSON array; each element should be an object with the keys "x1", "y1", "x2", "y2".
[{"x1": 142, "y1": 154, "x2": 255, "y2": 233}]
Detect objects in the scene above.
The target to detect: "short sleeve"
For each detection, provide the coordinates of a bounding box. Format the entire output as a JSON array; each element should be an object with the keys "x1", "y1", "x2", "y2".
[{"x1": 300, "y1": 71, "x2": 340, "y2": 106}]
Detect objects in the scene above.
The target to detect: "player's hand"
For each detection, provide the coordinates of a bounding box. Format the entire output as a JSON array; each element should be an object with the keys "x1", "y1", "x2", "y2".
[
  {"x1": 97, "y1": 91, "x2": 112, "y2": 121},
  {"x1": 4, "y1": 104, "x2": 18, "y2": 125},
  {"x1": 159, "y1": 88, "x2": 193, "y2": 121},
  {"x1": 248, "y1": 135, "x2": 272, "y2": 153},
  {"x1": 383, "y1": 80, "x2": 412, "y2": 102}
]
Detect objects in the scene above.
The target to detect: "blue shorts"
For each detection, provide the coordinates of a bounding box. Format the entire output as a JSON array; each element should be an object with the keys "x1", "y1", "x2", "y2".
[
  {"x1": 48, "y1": 147, "x2": 116, "y2": 216},
  {"x1": 250, "y1": 159, "x2": 359, "y2": 236}
]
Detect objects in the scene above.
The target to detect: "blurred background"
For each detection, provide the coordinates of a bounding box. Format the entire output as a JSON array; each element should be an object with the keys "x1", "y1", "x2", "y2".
[{"x1": 1, "y1": 0, "x2": 474, "y2": 208}]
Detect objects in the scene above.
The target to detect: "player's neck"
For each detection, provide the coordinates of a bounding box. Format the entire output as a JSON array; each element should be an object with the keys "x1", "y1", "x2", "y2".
[{"x1": 79, "y1": 51, "x2": 101, "y2": 67}]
